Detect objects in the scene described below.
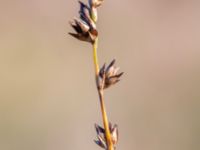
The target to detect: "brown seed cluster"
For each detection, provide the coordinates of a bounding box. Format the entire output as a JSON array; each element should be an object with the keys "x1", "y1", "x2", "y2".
[
  {"x1": 69, "y1": 0, "x2": 103, "y2": 43},
  {"x1": 98, "y1": 59, "x2": 124, "y2": 89},
  {"x1": 94, "y1": 123, "x2": 119, "y2": 149}
]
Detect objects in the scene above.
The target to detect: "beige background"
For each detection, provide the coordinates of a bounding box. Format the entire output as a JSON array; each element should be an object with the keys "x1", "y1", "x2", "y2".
[{"x1": 0, "y1": 0, "x2": 200, "y2": 150}]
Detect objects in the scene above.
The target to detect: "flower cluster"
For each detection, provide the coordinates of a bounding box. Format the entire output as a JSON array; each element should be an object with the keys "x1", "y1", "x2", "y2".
[
  {"x1": 69, "y1": 0, "x2": 104, "y2": 44},
  {"x1": 94, "y1": 123, "x2": 118, "y2": 149},
  {"x1": 98, "y1": 59, "x2": 124, "y2": 89},
  {"x1": 69, "y1": 1, "x2": 123, "y2": 150}
]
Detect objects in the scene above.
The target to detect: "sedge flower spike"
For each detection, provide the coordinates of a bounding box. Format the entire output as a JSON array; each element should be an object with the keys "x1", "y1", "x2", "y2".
[
  {"x1": 69, "y1": 1, "x2": 98, "y2": 43},
  {"x1": 98, "y1": 59, "x2": 124, "y2": 89},
  {"x1": 94, "y1": 123, "x2": 119, "y2": 149},
  {"x1": 69, "y1": 0, "x2": 123, "y2": 150}
]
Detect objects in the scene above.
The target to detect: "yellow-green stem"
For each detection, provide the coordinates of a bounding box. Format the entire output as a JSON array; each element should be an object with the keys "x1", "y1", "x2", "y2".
[
  {"x1": 92, "y1": 39, "x2": 114, "y2": 150},
  {"x1": 93, "y1": 39, "x2": 99, "y2": 76},
  {"x1": 98, "y1": 91, "x2": 114, "y2": 150}
]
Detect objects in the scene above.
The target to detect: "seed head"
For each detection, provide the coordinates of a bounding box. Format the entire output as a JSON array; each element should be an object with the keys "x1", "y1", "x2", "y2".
[
  {"x1": 98, "y1": 59, "x2": 124, "y2": 89},
  {"x1": 94, "y1": 124, "x2": 107, "y2": 149},
  {"x1": 69, "y1": 1, "x2": 98, "y2": 43},
  {"x1": 94, "y1": 123, "x2": 119, "y2": 149}
]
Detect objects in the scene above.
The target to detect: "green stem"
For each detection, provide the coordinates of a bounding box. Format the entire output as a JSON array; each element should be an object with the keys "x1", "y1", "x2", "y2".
[
  {"x1": 98, "y1": 90, "x2": 114, "y2": 150},
  {"x1": 92, "y1": 39, "x2": 99, "y2": 76},
  {"x1": 92, "y1": 39, "x2": 114, "y2": 150}
]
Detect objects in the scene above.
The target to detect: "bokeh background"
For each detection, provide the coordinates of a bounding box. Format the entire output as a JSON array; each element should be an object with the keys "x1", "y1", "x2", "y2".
[{"x1": 0, "y1": 0, "x2": 200, "y2": 150}]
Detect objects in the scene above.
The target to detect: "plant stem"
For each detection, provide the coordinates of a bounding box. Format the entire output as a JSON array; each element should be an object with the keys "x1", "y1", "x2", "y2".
[
  {"x1": 92, "y1": 39, "x2": 114, "y2": 150},
  {"x1": 92, "y1": 39, "x2": 99, "y2": 76},
  {"x1": 98, "y1": 90, "x2": 114, "y2": 150}
]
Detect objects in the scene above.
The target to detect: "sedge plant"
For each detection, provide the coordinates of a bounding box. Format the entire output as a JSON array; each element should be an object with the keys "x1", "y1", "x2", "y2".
[{"x1": 69, "y1": 0, "x2": 123, "y2": 150}]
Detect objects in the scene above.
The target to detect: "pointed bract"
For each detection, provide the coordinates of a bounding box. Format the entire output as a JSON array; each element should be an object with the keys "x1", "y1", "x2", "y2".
[
  {"x1": 111, "y1": 124, "x2": 119, "y2": 145},
  {"x1": 74, "y1": 18, "x2": 90, "y2": 33},
  {"x1": 95, "y1": 123, "x2": 105, "y2": 134},
  {"x1": 94, "y1": 139, "x2": 107, "y2": 149}
]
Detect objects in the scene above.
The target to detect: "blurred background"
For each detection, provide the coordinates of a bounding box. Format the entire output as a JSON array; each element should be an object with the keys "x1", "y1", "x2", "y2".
[{"x1": 0, "y1": 0, "x2": 200, "y2": 150}]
